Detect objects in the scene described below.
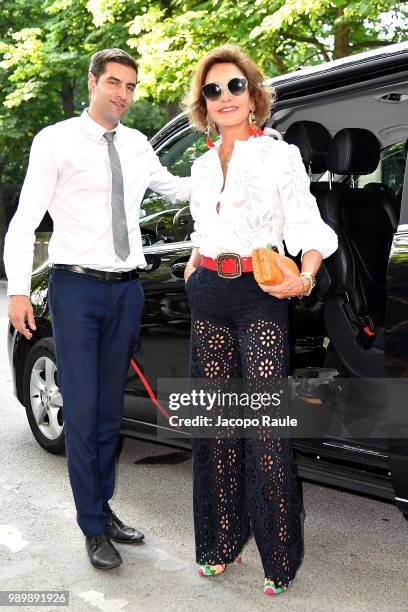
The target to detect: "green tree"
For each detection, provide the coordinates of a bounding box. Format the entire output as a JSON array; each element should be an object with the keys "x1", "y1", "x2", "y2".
[{"x1": 123, "y1": 0, "x2": 407, "y2": 104}]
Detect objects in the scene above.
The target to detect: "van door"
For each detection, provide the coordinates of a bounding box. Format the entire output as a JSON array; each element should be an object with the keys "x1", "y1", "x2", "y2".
[{"x1": 385, "y1": 144, "x2": 408, "y2": 518}]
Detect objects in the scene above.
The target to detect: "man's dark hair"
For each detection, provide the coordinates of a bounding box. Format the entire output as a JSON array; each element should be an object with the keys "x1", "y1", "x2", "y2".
[{"x1": 89, "y1": 48, "x2": 138, "y2": 81}]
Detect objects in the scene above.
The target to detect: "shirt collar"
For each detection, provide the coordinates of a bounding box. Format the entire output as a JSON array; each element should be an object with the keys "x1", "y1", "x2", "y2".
[
  {"x1": 212, "y1": 134, "x2": 257, "y2": 151},
  {"x1": 80, "y1": 109, "x2": 123, "y2": 143}
]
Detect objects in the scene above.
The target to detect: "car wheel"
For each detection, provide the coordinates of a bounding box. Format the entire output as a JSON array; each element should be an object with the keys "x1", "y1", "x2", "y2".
[{"x1": 23, "y1": 337, "x2": 65, "y2": 455}]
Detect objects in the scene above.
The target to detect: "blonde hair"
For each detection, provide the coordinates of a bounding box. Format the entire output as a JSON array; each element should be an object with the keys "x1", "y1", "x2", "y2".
[{"x1": 183, "y1": 44, "x2": 276, "y2": 131}]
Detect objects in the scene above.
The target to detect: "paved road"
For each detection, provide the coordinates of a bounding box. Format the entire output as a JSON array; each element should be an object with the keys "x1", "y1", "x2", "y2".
[{"x1": 0, "y1": 286, "x2": 407, "y2": 611}]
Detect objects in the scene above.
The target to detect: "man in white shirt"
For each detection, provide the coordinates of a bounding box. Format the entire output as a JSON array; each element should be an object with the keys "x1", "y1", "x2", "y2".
[{"x1": 3, "y1": 48, "x2": 190, "y2": 570}]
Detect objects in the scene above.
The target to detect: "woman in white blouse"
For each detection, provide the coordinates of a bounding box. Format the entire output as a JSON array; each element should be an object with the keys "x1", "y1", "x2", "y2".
[{"x1": 183, "y1": 45, "x2": 337, "y2": 596}]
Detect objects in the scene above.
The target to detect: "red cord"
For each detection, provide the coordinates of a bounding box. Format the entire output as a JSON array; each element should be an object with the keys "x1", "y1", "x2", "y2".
[{"x1": 130, "y1": 358, "x2": 180, "y2": 430}]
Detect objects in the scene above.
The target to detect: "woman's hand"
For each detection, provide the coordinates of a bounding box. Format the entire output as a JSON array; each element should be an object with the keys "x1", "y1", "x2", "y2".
[
  {"x1": 184, "y1": 247, "x2": 201, "y2": 283},
  {"x1": 258, "y1": 258, "x2": 308, "y2": 299},
  {"x1": 184, "y1": 262, "x2": 198, "y2": 283}
]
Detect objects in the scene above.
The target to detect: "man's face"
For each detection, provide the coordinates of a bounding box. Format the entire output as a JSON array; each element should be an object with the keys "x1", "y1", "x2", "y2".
[{"x1": 88, "y1": 61, "x2": 137, "y2": 128}]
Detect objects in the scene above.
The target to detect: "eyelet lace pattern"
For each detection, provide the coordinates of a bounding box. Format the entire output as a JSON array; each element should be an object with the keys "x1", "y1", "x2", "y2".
[{"x1": 188, "y1": 268, "x2": 304, "y2": 588}]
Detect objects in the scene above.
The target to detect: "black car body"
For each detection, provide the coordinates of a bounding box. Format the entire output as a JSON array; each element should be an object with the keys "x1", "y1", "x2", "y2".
[{"x1": 7, "y1": 41, "x2": 408, "y2": 518}]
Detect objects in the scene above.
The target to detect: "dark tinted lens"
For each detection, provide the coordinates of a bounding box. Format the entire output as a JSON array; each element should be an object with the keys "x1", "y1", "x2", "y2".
[
  {"x1": 202, "y1": 82, "x2": 222, "y2": 101},
  {"x1": 228, "y1": 77, "x2": 248, "y2": 96}
]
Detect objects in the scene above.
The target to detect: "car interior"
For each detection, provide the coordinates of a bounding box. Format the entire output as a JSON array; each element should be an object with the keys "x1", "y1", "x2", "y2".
[{"x1": 268, "y1": 78, "x2": 407, "y2": 380}]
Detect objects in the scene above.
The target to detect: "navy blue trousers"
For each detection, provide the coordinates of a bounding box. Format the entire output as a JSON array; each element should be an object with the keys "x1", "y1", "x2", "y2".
[{"x1": 48, "y1": 268, "x2": 144, "y2": 535}]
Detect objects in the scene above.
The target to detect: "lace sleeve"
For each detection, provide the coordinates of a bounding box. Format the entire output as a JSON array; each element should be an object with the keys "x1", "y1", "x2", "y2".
[{"x1": 278, "y1": 143, "x2": 338, "y2": 259}]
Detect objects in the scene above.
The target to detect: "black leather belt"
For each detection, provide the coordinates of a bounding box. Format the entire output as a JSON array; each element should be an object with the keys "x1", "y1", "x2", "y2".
[{"x1": 51, "y1": 264, "x2": 139, "y2": 282}]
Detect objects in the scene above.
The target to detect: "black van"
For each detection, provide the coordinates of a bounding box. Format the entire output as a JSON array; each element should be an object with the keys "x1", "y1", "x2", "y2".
[{"x1": 7, "y1": 41, "x2": 408, "y2": 519}]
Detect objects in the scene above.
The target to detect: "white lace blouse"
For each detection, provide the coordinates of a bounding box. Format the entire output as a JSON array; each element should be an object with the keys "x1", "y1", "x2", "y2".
[{"x1": 189, "y1": 135, "x2": 338, "y2": 260}]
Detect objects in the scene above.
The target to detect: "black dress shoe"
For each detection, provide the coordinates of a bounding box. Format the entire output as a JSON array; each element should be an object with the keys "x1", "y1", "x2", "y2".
[
  {"x1": 105, "y1": 510, "x2": 145, "y2": 544},
  {"x1": 85, "y1": 533, "x2": 123, "y2": 569}
]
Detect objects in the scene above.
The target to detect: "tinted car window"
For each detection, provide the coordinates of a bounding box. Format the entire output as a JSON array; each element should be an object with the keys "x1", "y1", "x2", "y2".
[{"x1": 140, "y1": 130, "x2": 207, "y2": 245}]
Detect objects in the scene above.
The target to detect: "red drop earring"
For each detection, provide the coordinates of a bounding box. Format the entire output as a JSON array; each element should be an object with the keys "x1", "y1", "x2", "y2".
[
  {"x1": 206, "y1": 117, "x2": 217, "y2": 148},
  {"x1": 249, "y1": 126, "x2": 263, "y2": 137},
  {"x1": 206, "y1": 131, "x2": 215, "y2": 148},
  {"x1": 248, "y1": 109, "x2": 263, "y2": 137}
]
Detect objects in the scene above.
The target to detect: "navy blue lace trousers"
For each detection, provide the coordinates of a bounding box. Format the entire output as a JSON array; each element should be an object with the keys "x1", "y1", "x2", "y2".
[{"x1": 186, "y1": 266, "x2": 304, "y2": 587}]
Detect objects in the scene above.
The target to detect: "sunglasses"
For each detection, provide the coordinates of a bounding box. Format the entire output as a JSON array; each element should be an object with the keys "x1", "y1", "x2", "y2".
[{"x1": 201, "y1": 76, "x2": 249, "y2": 101}]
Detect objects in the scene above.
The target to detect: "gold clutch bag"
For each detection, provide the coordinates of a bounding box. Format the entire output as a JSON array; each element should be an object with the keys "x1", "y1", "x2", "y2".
[{"x1": 252, "y1": 244, "x2": 300, "y2": 285}]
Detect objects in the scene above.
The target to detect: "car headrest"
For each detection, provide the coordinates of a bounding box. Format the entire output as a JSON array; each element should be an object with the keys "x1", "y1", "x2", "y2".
[
  {"x1": 283, "y1": 120, "x2": 332, "y2": 173},
  {"x1": 363, "y1": 182, "x2": 397, "y2": 201},
  {"x1": 327, "y1": 128, "x2": 380, "y2": 175}
]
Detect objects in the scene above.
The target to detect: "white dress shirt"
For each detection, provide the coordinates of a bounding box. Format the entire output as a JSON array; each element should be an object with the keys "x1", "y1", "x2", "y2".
[
  {"x1": 190, "y1": 135, "x2": 338, "y2": 260},
  {"x1": 3, "y1": 110, "x2": 191, "y2": 296}
]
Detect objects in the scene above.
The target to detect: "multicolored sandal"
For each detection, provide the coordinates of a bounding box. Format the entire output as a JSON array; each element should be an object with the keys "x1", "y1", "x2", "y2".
[
  {"x1": 263, "y1": 578, "x2": 293, "y2": 596},
  {"x1": 197, "y1": 563, "x2": 226, "y2": 576},
  {"x1": 197, "y1": 548, "x2": 244, "y2": 576}
]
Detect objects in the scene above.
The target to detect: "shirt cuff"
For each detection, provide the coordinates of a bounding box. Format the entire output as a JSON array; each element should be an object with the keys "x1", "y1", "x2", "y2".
[
  {"x1": 7, "y1": 278, "x2": 32, "y2": 297},
  {"x1": 301, "y1": 233, "x2": 338, "y2": 259}
]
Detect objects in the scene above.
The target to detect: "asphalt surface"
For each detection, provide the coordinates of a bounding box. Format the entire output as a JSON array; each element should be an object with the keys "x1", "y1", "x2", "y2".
[{"x1": 0, "y1": 285, "x2": 408, "y2": 612}]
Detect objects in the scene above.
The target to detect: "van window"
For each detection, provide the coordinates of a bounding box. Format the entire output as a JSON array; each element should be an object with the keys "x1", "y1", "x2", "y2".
[
  {"x1": 140, "y1": 130, "x2": 207, "y2": 245},
  {"x1": 355, "y1": 140, "x2": 407, "y2": 196}
]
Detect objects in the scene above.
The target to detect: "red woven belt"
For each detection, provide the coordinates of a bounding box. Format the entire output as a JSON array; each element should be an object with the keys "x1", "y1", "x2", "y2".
[{"x1": 200, "y1": 253, "x2": 252, "y2": 278}]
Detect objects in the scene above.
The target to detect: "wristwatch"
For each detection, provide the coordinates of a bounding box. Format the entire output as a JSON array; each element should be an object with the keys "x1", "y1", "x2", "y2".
[{"x1": 299, "y1": 271, "x2": 316, "y2": 297}]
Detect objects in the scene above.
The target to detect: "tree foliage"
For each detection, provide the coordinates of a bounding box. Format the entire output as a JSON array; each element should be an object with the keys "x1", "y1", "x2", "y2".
[{"x1": 124, "y1": 0, "x2": 407, "y2": 102}]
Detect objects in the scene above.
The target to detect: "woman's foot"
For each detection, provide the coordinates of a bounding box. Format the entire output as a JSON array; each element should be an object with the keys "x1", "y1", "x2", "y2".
[
  {"x1": 197, "y1": 563, "x2": 226, "y2": 576},
  {"x1": 263, "y1": 578, "x2": 293, "y2": 596},
  {"x1": 197, "y1": 548, "x2": 243, "y2": 575}
]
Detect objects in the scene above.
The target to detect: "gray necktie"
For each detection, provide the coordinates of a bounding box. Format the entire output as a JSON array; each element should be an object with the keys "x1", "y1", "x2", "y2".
[{"x1": 103, "y1": 131, "x2": 130, "y2": 260}]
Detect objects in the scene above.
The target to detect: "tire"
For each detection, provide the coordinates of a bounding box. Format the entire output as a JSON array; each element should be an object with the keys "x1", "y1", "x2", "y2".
[{"x1": 23, "y1": 337, "x2": 65, "y2": 455}]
